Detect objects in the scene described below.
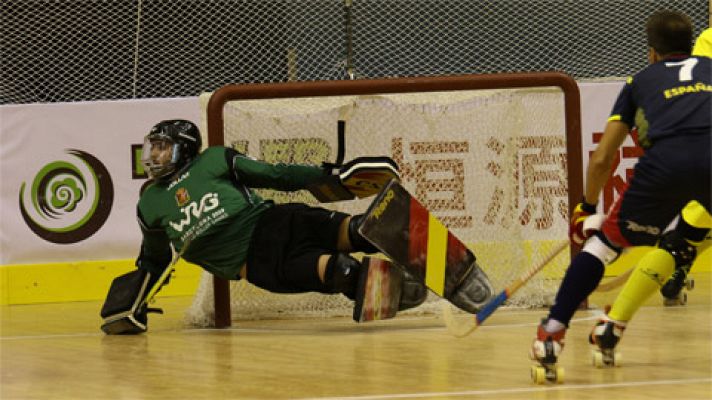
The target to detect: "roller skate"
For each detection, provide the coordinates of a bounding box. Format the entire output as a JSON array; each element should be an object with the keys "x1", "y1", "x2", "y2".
[
  {"x1": 660, "y1": 264, "x2": 694, "y2": 306},
  {"x1": 589, "y1": 316, "x2": 625, "y2": 368},
  {"x1": 529, "y1": 321, "x2": 565, "y2": 384}
]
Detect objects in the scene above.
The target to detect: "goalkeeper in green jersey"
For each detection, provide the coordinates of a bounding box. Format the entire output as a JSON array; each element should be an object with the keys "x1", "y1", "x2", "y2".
[{"x1": 101, "y1": 119, "x2": 430, "y2": 333}]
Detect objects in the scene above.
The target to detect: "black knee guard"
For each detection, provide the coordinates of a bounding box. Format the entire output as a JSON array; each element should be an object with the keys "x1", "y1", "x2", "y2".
[
  {"x1": 658, "y1": 225, "x2": 704, "y2": 298},
  {"x1": 323, "y1": 253, "x2": 362, "y2": 300},
  {"x1": 348, "y1": 214, "x2": 379, "y2": 254},
  {"x1": 659, "y1": 230, "x2": 698, "y2": 269}
]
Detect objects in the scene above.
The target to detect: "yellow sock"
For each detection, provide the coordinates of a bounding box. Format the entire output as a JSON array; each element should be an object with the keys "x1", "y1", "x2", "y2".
[{"x1": 608, "y1": 249, "x2": 675, "y2": 322}]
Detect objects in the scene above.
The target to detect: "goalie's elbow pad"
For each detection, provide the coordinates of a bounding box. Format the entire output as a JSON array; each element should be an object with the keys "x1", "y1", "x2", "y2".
[{"x1": 100, "y1": 269, "x2": 162, "y2": 335}]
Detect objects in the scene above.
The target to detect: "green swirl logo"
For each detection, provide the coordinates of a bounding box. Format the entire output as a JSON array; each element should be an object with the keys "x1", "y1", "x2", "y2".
[{"x1": 19, "y1": 150, "x2": 114, "y2": 244}]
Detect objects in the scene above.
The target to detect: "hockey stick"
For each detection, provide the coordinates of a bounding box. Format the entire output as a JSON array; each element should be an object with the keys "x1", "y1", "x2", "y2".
[
  {"x1": 142, "y1": 243, "x2": 190, "y2": 308},
  {"x1": 595, "y1": 267, "x2": 633, "y2": 292},
  {"x1": 443, "y1": 241, "x2": 569, "y2": 337}
]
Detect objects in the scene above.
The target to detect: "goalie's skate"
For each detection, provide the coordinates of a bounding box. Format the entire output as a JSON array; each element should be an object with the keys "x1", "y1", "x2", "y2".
[
  {"x1": 352, "y1": 257, "x2": 427, "y2": 322},
  {"x1": 661, "y1": 264, "x2": 694, "y2": 306},
  {"x1": 448, "y1": 261, "x2": 494, "y2": 314},
  {"x1": 589, "y1": 317, "x2": 624, "y2": 368},
  {"x1": 529, "y1": 322, "x2": 565, "y2": 384}
]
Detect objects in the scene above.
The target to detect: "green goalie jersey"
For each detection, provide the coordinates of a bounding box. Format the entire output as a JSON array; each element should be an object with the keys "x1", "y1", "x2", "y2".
[{"x1": 136, "y1": 146, "x2": 324, "y2": 279}]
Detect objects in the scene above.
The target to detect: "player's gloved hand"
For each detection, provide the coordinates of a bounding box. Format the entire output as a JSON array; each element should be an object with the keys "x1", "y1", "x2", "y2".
[
  {"x1": 308, "y1": 156, "x2": 400, "y2": 202},
  {"x1": 569, "y1": 199, "x2": 598, "y2": 245}
]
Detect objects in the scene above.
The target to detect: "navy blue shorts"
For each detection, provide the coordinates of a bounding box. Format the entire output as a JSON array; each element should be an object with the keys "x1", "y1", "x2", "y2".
[
  {"x1": 245, "y1": 203, "x2": 349, "y2": 293},
  {"x1": 602, "y1": 134, "x2": 711, "y2": 248}
]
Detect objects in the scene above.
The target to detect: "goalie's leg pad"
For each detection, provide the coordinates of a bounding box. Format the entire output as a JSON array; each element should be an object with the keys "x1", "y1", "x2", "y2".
[
  {"x1": 447, "y1": 261, "x2": 494, "y2": 314},
  {"x1": 353, "y1": 257, "x2": 427, "y2": 322},
  {"x1": 100, "y1": 269, "x2": 156, "y2": 334}
]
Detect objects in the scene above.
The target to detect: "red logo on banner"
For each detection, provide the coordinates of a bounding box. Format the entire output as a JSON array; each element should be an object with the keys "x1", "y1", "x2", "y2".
[{"x1": 591, "y1": 128, "x2": 644, "y2": 211}]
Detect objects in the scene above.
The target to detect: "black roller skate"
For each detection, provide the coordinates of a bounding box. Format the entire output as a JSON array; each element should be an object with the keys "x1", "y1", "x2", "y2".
[
  {"x1": 660, "y1": 263, "x2": 694, "y2": 306},
  {"x1": 589, "y1": 316, "x2": 625, "y2": 368}
]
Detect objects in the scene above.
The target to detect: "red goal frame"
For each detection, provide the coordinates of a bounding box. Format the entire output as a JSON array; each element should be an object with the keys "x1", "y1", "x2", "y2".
[{"x1": 205, "y1": 72, "x2": 582, "y2": 328}]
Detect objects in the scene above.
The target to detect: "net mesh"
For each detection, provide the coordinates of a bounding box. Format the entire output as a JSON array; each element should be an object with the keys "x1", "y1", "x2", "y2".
[
  {"x1": 185, "y1": 86, "x2": 572, "y2": 326},
  {"x1": 3, "y1": 0, "x2": 708, "y2": 104}
]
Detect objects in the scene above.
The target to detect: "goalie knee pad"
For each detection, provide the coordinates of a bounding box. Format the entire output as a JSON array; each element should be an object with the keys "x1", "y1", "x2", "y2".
[
  {"x1": 348, "y1": 214, "x2": 379, "y2": 254},
  {"x1": 323, "y1": 253, "x2": 362, "y2": 300},
  {"x1": 448, "y1": 261, "x2": 494, "y2": 314}
]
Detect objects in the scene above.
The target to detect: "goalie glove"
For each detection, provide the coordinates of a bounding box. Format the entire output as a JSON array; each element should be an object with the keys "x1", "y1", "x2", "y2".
[
  {"x1": 100, "y1": 269, "x2": 165, "y2": 335},
  {"x1": 569, "y1": 200, "x2": 599, "y2": 245},
  {"x1": 308, "y1": 156, "x2": 400, "y2": 203}
]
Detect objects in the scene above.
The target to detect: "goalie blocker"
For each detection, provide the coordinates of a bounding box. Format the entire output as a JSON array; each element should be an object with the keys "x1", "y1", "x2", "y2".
[
  {"x1": 307, "y1": 156, "x2": 400, "y2": 202},
  {"x1": 100, "y1": 269, "x2": 165, "y2": 334}
]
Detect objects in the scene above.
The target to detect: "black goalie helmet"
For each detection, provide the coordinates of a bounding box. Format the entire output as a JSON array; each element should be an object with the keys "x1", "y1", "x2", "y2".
[{"x1": 142, "y1": 119, "x2": 202, "y2": 179}]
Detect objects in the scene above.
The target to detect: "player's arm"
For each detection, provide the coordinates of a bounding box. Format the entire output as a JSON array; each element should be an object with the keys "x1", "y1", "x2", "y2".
[
  {"x1": 227, "y1": 148, "x2": 399, "y2": 201},
  {"x1": 228, "y1": 149, "x2": 325, "y2": 191},
  {"x1": 570, "y1": 79, "x2": 634, "y2": 244},
  {"x1": 587, "y1": 76, "x2": 637, "y2": 204},
  {"x1": 585, "y1": 119, "x2": 630, "y2": 205},
  {"x1": 134, "y1": 208, "x2": 173, "y2": 276}
]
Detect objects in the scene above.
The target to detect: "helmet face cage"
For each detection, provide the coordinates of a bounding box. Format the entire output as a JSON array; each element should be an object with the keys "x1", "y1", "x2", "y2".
[
  {"x1": 141, "y1": 120, "x2": 201, "y2": 180},
  {"x1": 142, "y1": 134, "x2": 180, "y2": 179}
]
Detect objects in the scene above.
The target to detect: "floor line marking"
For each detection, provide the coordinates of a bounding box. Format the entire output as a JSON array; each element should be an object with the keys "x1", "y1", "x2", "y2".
[{"x1": 292, "y1": 377, "x2": 712, "y2": 400}]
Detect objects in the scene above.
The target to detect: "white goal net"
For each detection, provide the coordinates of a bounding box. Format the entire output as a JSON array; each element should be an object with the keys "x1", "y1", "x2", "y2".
[{"x1": 186, "y1": 74, "x2": 578, "y2": 326}]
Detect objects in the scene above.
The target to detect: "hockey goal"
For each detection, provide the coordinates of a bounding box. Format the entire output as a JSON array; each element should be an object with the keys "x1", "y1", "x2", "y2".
[{"x1": 186, "y1": 73, "x2": 582, "y2": 328}]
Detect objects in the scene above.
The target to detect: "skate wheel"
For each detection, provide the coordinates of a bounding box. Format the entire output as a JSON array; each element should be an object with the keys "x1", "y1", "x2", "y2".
[
  {"x1": 531, "y1": 365, "x2": 546, "y2": 384},
  {"x1": 613, "y1": 352, "x2": 622, "y2": 367},
  {"x1": 592, "y1": 350, "x2": 604, "y2": 368},
  {"x1": 555, "y1": 366, "x2": 565, "y2": 384},
  {"x1": 686, "y1": 279, "x2": 694, "y2": 290},
  {"x1": 663, "y1": 297, "x2": 681, "y2": 307}
]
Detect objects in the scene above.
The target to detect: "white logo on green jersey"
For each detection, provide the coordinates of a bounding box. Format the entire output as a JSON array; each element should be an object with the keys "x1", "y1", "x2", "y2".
[{"x1": 169, "y1": 192, "x2": 220, "y2": 232}]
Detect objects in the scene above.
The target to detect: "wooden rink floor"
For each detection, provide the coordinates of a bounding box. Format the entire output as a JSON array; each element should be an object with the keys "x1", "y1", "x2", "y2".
[{"x1": 2, "y1": 273, "x2": 710, "y2": 400}]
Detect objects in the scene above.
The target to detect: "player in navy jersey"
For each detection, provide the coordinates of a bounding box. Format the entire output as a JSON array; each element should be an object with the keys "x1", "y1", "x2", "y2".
[
  {"x1": 655, "y1": 22, "x2": 712, "y2": 306},
  {"x1": 530, "y1": 10, "x2": 711, "y2": 372}
]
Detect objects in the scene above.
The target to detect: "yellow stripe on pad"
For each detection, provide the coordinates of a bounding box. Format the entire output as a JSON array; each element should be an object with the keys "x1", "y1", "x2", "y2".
[{"x1": 425, "y1": 214, "x2": 448, "y2": 296}]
